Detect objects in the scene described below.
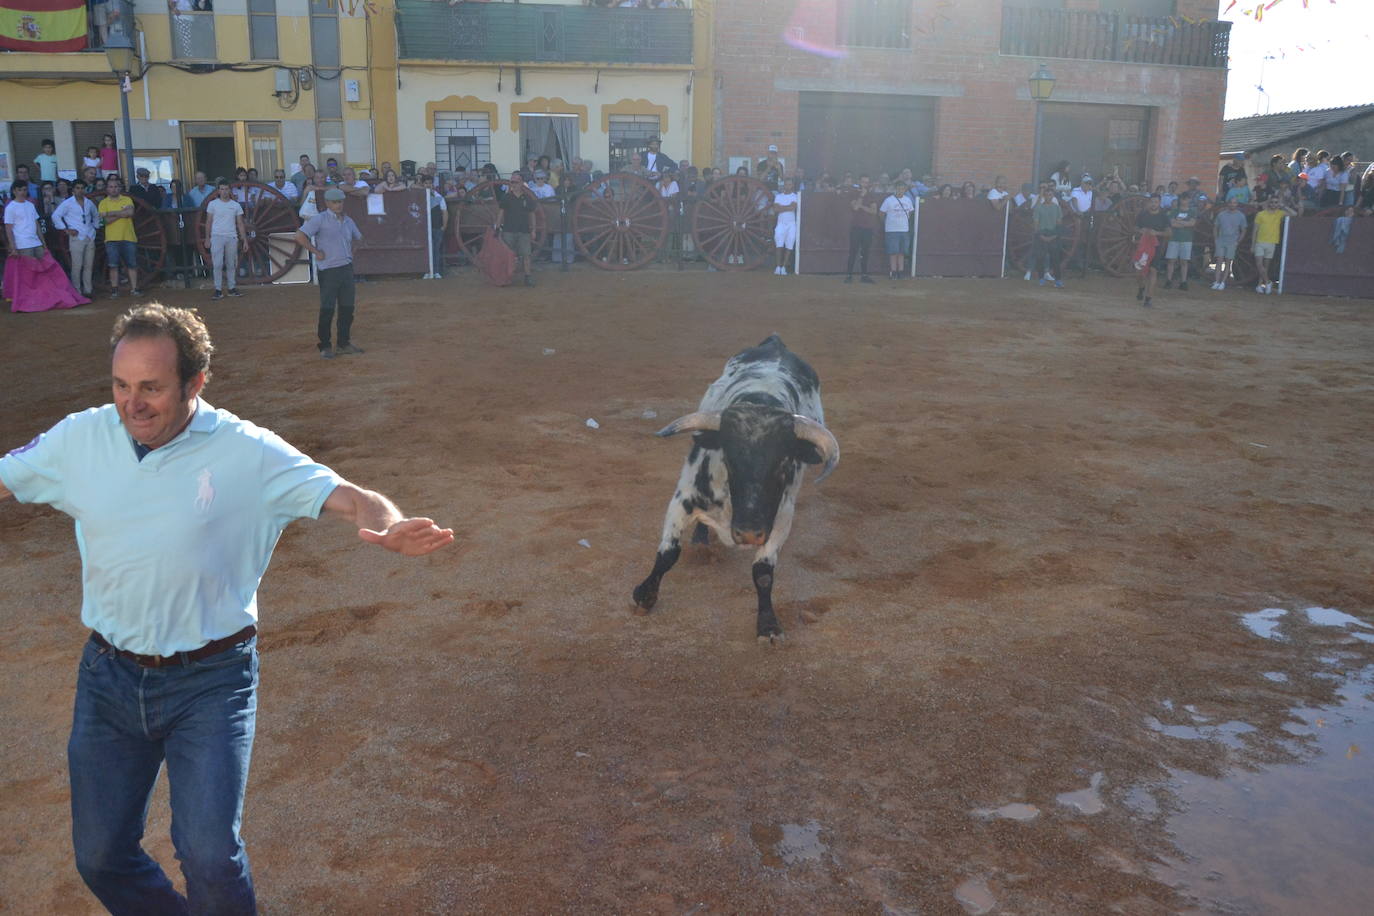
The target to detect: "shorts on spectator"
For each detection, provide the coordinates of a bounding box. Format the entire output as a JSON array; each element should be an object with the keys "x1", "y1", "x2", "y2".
[
  {"x1": 105, "y1": 240, "x2": 138, "y2": 269},
  {"x1": 883, "y1": 231, "x2": 908, "y2": 255},
  {"x1": 1215, "y1": 239, "x2": 1238, "y2": 260},
  {"x1": 1252, "y1": 241, "x2": 1276, "y2": 259},
  {"x1": 773, "y1": 221, "x2": 797, "y2": 250},
  {"x1": 1165, "y1": 240, "x2": 1192, "y2": 261},
  {"x1": 502, "y1": 231, "x2": 531, "y2": 259}
]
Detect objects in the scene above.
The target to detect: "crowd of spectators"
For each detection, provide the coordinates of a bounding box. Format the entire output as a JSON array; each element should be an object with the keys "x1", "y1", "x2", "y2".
[{"x1": 6, "y1": 133, "x2": 1373, "y2": 301}]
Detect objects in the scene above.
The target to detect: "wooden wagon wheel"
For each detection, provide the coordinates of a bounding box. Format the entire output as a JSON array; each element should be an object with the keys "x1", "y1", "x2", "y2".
[
  {"x1": 196, "y1": 182, "x2": 302, "y2": 285},
  {"x1": 1006, "y1": 204, "x2": 1080, "y2": 276},
  {"x1": 691, "y1": 176, "x2": 776, "y2": 271},
  {"x1": 1094, "y1": 196, "x2": 1151, "y2": 277},
  {"x1": 61, "y1": 193, "x2": 169, "y2": 290},
  {"x1": 453, "y1": 180, "x2": 547, "y2": 259},
  {"x1": 571, "y1": 173, "x2": 668, "y2": 270}
]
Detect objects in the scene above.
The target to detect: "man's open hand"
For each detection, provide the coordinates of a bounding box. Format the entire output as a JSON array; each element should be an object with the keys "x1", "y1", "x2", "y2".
[{"x1": 358, "y1": 518, "x2": 454, "y2": 556}]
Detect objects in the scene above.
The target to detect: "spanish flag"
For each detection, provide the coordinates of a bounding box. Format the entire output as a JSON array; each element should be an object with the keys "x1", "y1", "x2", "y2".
[{"x1": 0, "y1": 0, "x2": 89, "y2": 53}]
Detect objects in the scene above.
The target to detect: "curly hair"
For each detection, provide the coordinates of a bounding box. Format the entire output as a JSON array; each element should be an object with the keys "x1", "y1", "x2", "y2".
[{"x1": 110, "y1": 304, "x2": 214, "y2": 390}]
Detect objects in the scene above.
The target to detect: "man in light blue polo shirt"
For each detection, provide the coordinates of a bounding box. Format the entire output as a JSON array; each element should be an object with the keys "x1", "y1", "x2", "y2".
[{"x1": 0, "y1": 303, "x2": 453, "y2": 914}]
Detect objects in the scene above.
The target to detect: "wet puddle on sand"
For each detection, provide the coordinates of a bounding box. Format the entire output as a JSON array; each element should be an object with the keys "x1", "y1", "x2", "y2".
[
  {"x1": 1142, "y1": 606, "x2": 1374, "y2": 913},
  {"x1": 749, "y1": 820, "x2": 828, "y2": 868}
]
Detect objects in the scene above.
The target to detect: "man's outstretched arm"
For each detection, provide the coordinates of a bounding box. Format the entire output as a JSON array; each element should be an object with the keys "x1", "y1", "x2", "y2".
[{"x1": 322, "y1": 482, "x2": 453, "y2": 556}]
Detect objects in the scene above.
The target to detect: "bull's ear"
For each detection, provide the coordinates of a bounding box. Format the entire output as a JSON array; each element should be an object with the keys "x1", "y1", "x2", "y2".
[
  {"x1": 692, "y1": 430, "x2": 721, "y2": 450},
  {"x1": 793, "y1": 438, "x2": 824, "y2": 465}
]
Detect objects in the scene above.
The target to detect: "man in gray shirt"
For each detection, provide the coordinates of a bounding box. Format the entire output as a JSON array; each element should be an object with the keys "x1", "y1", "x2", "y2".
[
  {"x1": 1210, "y1": 197, "x2": 1249, "y2": 291},
  {"x1": 295, "y1": 187, "x2": 364, "y2": 359}
]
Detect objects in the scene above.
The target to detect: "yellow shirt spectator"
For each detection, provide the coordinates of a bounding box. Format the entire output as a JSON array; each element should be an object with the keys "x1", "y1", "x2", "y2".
[
  {"x1": 1253, "y1": 208, "x2": 1285, "y2": 245},
  {"x1": 98, "y1": 195, "x2": 137, "y2": 243}
]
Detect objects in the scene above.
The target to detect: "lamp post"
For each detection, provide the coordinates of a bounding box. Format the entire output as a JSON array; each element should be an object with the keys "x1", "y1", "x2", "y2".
[
  {"x1": 104, "y1": 25, "x2": 138, "y2": 183},
  {"x1": 1028, "y1": 63, "x2": 1055, "y2": 186}
]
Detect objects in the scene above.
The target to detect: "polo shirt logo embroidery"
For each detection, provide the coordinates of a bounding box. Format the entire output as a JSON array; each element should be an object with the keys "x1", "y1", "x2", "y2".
[{"x1": 195, "y1": 469, "x2": 216, "y2": 512}]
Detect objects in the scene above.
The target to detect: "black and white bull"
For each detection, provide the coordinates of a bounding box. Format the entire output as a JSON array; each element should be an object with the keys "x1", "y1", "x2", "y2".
[{"x1": 632, "y1": 335, "x2": 839, "y2": 642}]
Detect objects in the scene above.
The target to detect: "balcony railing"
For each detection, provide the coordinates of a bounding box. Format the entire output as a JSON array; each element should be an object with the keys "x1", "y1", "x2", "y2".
[
  {"x1": 1001, "y1": 5, "x2": 1230, "y2": 69},
  {"x1": 169, "y1": 10, "x2": 216, "y2": 62},
  {"x1": 395, "y1": 0, "x2": 692, "y2": 65}
]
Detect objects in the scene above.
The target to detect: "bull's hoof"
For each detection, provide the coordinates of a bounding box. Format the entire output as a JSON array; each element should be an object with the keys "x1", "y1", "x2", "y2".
[
  {"x1": 632, "y1": 582, "x2": 658, "y2": 612},
  {"x1": 757, "y1": 631, "x2": 786, "y2": 647}
]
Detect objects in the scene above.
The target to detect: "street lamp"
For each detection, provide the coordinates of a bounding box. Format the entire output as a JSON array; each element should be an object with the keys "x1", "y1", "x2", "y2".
[
  {"x1": 104, "y1": 23, "x2": 138, "y2": 184},
  {"x1": 1028, "y1": 63, "x2": 1055, "y2": 187}
]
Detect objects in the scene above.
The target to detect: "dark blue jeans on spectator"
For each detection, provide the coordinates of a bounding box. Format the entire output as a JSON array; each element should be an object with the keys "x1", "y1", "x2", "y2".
[{"x1": 69, "y1": 635, "x2": 259, "y2": 915}]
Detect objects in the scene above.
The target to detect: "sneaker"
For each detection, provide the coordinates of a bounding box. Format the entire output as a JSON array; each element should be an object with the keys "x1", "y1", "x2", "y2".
[
  {"x1": 525, "y1": 274, "x2": 535, "y2": 287},
  {"x1": 227, "y1": 288, "x2": 242, "y2": 297},
  {"x1": 1255, "y1": 283, "x2": 1267, "y2": 294},
  {"x1": 211, "y1": 290, "x2": 224, "y2": 301},
  {"x1": 1178, "y1": 280, "x2": 1189, "y2": 291},
  {"x1": 1217, "y1": 281, "x2": 1226, "y2": 291},
  {"x1": 1142, "y1": 297, "x2": 1153, "y2": 308},
  {"x1": 860, "y1": 275, "x2": 875, "y2": 284},
  {"x1": 1024, "y1": 270, "x2": 1033, "y2": 281},
  {"x1": 1162, "y1": 278, "x2": 1173, "y2": 289},
  {"x1": 130, "y1": 288, "x2": 144, "y2": 297},
  {"x1": 108, "y1": 290, "x2": 121, "y2": 298},
  {"x1": 1054, "y1": 279, "x2": 1064, "y2": 289},
  {"x1": 320, "y1": 347, "x2": 335, "y2": 360},
  {"x1": 1136, "y1": 287, "x2": 1145, "y2": 301},
  {"x1": 336, "y1": 343, "x2": 365, "y2": 355},
  {"x1": 843, "y1": 276, "x2": 853, "y2": 284}
]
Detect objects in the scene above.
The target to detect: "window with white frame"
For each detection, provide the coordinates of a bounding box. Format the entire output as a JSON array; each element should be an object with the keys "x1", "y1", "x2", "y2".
[
  {"x1": 608, "y1": 114, "x2": 661, "y2": 173},
  {"x1": 433, "y1": 113, "x2": 492, "y2": 174}
]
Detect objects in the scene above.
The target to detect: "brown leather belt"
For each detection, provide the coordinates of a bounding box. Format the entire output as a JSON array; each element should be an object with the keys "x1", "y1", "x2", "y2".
[{"x1": 90, "y1": 625, "x2": 257, "y2": 668}]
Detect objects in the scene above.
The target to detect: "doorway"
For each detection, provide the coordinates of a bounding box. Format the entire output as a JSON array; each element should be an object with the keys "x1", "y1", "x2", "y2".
[
  {"x1": 1039, "y1": 103, "x2": 1151, "y2": 185},
  {"x1": 797, "y1": 92, "x2": 936, "y2": 180},
  {"x1": 191, "y1": 138, "x2": 236, "y2": 183},
  {"x1": 519, "y1": 114, "x2": 579, "y2": 167}
]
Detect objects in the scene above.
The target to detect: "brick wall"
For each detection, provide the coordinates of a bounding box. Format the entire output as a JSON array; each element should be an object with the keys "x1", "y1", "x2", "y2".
[{"x1": 714, "y1": 0, "x2": 1227, "y2": 188}]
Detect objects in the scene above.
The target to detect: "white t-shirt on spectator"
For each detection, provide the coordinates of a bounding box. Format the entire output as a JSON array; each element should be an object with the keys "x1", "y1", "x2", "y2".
[
  {"x1": 773, "y1": 191, "x2": 798, "y2": 222},
  {"x1": 270, "y1": 181, "x2": 299, "y2": 200},
  {"x1": 879, "y1": 194, "x2": 914, "y2": 232},
  {"x1": 205, "y1": 198, "x2": 244, "y2": 239},
  {"x1": 987, "y1": 188, "x2": 1009, "y2": 202},
  {"x1": 1306, "y1": 163, "x2": 1329, "y2": 189},
  {"x1": 1069, "y1": 187, "x2": 1094, "y2": 212},
  {"x1": 658, "y1": 181, "x2": 680, "y2": 198},
  {"x1": 83, "y1": 156, "x2": 102, "y2": 170},
  {"x1": 3, "y1": 199, "x2": 42, "y2": 249}
]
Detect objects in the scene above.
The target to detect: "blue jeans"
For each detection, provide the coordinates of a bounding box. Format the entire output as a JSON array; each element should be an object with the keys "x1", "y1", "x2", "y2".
[{"x1": 69, "y1": 634, "x2": 259, "y2": 915}]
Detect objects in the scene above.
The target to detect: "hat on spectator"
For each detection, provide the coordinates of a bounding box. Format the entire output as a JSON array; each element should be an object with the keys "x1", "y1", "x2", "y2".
[
  {"x1": 323, "y1": 187, "x2": 346, "y2": 201},
  {"x1": 1081, "y1": 174, "x2": 1093, "y2": 182},
  {"x1": 646, "y1": 136, "x2": 661, "y2": 144},
  {"x1": 534, "y1": 170, "x2": 548, "y2": 178},
  {"x1": 767, "y1": 144, "x2": 779, "y2": 152},
  {"x1": 1186, "y1": 176, "x2": 1201, "y2": 183},
  {"x1": 136, "y1": 167, "x2": 150, "y2": 176}
]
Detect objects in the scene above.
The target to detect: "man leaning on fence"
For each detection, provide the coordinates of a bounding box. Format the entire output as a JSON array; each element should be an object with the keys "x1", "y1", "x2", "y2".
[{"x1": 295, "y1": 188, "x2": 364, "y2": 359}]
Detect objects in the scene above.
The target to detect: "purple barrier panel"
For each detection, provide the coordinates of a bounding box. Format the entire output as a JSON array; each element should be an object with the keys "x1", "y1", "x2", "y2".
[
  {"x1": 799, "y1": 190, "x2": 879, "y2": 274},
  {"x1": 1282, "y1": 215, "x2": 1374, "y2": 300},
  {"x1": 914, "y1": 198, "x2": 1006, "y2": 278},
  {"x1": 343, "y1": 189, "x2": 429, "y2": 276}
]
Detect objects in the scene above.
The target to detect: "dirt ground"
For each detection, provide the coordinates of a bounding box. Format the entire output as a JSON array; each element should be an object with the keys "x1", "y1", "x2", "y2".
[{"x1": 2, "y1": 267, "x2": 1372, "y2": 915}]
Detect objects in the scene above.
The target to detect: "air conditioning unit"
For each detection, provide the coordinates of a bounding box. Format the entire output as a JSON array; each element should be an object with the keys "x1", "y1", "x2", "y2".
[{"x1": 274, "y1": 67, "x2": 293, "y2": 94}]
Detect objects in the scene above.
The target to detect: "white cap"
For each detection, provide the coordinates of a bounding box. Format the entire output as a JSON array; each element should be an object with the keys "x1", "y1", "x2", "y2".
[{"x1": 768, "y1": 144, "x2": 779, "y2": 152}]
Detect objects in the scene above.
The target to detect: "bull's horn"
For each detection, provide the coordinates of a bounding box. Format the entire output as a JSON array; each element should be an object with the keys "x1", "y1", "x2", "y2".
[
  {"x1": 655, "y1": 411, "x2": 722, "y2": 438},
  {"x1": 793, "y1": 415, "x2": 840, "y2": 482}
]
